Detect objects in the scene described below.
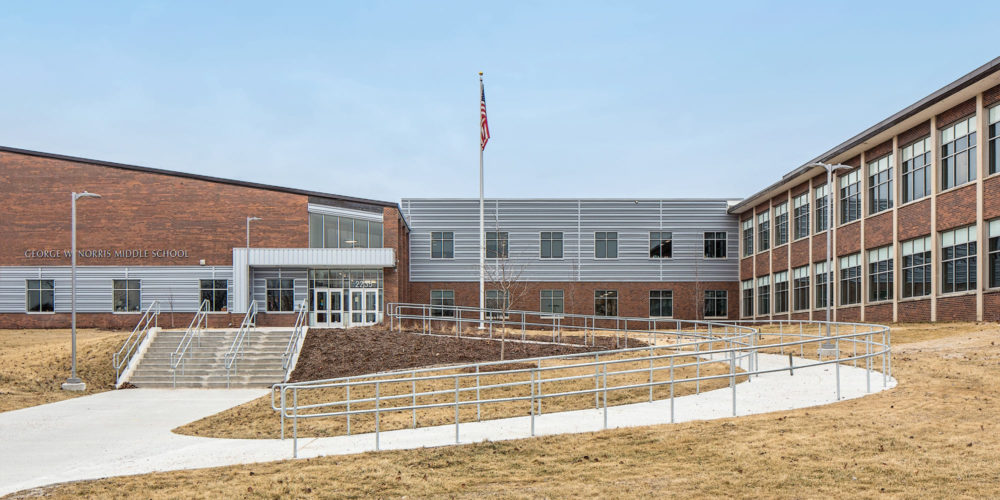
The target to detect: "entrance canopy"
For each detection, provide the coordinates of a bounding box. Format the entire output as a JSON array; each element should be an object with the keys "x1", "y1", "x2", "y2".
[{"x1": 232, "y1": 247, "x2": 395, "y2": 313}]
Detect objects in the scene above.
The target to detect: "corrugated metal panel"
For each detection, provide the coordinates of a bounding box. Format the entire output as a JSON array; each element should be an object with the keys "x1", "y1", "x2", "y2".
[
  {"x1": 0, "y1": 266, "x2": 232, "y2": 313},
  {"x1": 245, "y1": 248, "x2": 395, "y2": 268},
  {"x1": 401, "y1": 199, "x2": 739, "y2": 282}
]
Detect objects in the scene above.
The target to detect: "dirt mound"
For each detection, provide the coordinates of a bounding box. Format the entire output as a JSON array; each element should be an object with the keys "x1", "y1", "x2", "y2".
[{"x1": 289, "y1": 327, "x2": 641, "y2": 382}]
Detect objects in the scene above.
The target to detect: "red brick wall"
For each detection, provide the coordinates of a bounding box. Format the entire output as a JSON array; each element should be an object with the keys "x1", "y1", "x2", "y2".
[
  {"x1": 984, "y1": 176, "x2": 1000, "y2": 221},
  {"x1": 937, "y1": 294, "x2": 977, "y2": 322},
  {"x1": 812, "y1": 232, "x2": 828, "y2": 262},
  {"x1": 755, "y1": 253, "x2": 769, "y2": 277},
  {"x1": 740, "y1": 257, "x2": 753, "y2": 280},
  {"x1": 790, "y1": 239, "x2": 810, "y2": 268},
  {"x1": 408, "y1": 281, "x2": 740, "y2": 320},
  {"x1": 865, "y1": 212, "x2": 893, "y2": 249},
  {"x1": 898, "y1": 121, "x2": 931, "y2": 147},
  {"x1": 0, "y1": 151, "x2": 311, "y2": 266},
  {"x1": 897, "y1": 199, "x2": 931, "y2": 241},
  {"x1": 865, "y1": 140, "x2": 893, "y2": 161},
  {"x1": 837, "y1": 306, "x2": 860, "y2": 322},
  {"x1": 898, "y1": 299, "x2": 931, "y2": 322},
  {"x1": 382, "y1": 207, "x2": 411, "y2": 306},
  {"x1": 984, "y1": 292, "x2": 1000, "y2": 323},
  {"x1": 985, "y1": 83, "x2": 1000, "y2": 107},
  {"x1": 936, "y1": 98, "x2": 977, "y2": 128},
  {"x1": 936, "y1": 184, "x2": 978, "y2": 231},
  {"x1": 771, "y1": 248, "x2": 788, "y2": 272},
  {"x1": 865, "y1": 303, "x2": 893, "y2": 323},
  {"x1": 836, "y1": 222, "x2": 861, "y2": 255}
]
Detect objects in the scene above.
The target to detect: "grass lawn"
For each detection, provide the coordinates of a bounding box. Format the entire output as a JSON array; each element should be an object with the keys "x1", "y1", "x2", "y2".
[
  {"x1": 9, "y1": 321, "x2": 1000, "y2": 498},
  {"x1": 0, "y1": 329, "x2": 125, "y2": 412}
]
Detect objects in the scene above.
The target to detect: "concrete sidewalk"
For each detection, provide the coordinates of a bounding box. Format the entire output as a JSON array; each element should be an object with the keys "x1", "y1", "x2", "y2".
[{"x1": 0, "y1": 353, "x2": 896, "y2": 496}]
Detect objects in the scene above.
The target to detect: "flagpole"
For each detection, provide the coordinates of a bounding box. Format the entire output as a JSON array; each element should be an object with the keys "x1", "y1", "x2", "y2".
[{"x1": 478, "y1": 72, "x2": 486, "y2": 329}]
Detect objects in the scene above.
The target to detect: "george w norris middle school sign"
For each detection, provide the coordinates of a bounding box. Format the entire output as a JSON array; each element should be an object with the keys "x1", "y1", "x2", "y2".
[{"x1": 24, "y1": 248, "x2": 190, "y2": 259}]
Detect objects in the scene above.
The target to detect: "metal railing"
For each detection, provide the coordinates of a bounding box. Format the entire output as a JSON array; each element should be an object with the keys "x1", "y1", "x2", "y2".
[
  {"x1": 112, "y1": 300, "x2": 159, "y2": 387},
  {"x1": 274, "y1": 307, "x2": 891, "y2": 457},
  {"x1": 223, "y1": 300, "x2": 258, "y2": 387},
  {"x1": 281, "y1": 301, "x2": 310, "y2": 381},
  {"x1": 169, "y1": 299, "x2": 210, "y2": 386},
  {"x1": 386, "y1": 302, "x2": 752, "y2": 348}
]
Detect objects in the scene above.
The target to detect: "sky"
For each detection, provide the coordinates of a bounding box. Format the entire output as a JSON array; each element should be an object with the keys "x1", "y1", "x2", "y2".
[{"x1": 2, "y1": 1, "x2": 998, "y2": 203}]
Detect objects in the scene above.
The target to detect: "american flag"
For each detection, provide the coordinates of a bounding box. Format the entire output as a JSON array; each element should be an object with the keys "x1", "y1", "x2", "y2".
[{"x1": 480, "y1": 78, "x2": 490, "y2": 151}]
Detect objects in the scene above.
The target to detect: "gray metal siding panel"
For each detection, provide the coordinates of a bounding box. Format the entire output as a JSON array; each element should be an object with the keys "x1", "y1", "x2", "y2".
[
  {"x1": 0, "y1": 266, "x2": 233, "y2": 313},
  {"x1": 401, "y1": 199, "x2": 740, "y2": 282},
  {"x1": 249, "y1": 268, "x2": 308, "y2": 311}
]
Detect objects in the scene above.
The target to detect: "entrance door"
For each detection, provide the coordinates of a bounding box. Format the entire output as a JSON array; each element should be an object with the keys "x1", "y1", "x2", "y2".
[
  {"x1": 312, "y1": 288, "x2": 343, "y2": 327},
  {"x1": 346, "y1": 288, "x2": 380, "y2": 327}
]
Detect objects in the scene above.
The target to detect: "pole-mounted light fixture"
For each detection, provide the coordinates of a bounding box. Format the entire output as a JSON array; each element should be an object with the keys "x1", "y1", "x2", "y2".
[{"x1": 63, "y1": 191, "x2": 101, "y2": 391}]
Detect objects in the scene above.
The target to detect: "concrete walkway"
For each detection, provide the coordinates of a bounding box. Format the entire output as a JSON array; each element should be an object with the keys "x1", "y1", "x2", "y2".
[{"x1": 0, "y1": 353, "x2": 896, "y2": 496}]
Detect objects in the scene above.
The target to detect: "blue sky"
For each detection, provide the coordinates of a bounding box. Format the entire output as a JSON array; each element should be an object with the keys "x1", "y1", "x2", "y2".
[{"x1": 2, "y1": 1, "x2": 998, "y2": 203}]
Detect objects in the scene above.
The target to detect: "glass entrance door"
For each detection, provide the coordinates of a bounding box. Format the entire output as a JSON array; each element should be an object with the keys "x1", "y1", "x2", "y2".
[
  {"x1": 312, "y1": 288, "x2": 343, "y2": 328},
  {"x1": 345, "y1": 288, "x2": 379, "y2": 327}
]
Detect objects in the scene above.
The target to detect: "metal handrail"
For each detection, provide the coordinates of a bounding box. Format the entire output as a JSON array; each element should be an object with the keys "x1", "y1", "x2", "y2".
[
  {"x1": 276, "y1": 307, "x2": 890, "y2": 457},
  {"x1": 281, "y1": 302, "x2": 310, "y2": 380},
  {"x1": 169, "y1": 299, "x2": 210, "y2": 385},
  {"x1": 112, "y1": 300, "x2": 159, "y2": 386},
  {"x1": 386, "y1": 302, "x2": 753, "y2": 349},
  {"x1": 223, "y1": 300, "x2": 258, "y2": 387}
]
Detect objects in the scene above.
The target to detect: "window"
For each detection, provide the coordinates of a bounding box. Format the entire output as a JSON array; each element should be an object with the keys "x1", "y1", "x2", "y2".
[
  {"x1": 990, "y1": 105, "x2": 1000, "y2": 176},
  {"x1": 757, "y1": 210, "x2": 770, "y2": 251},
  {"x1": 430, "y1": 290, "x2": 455, "y2": 317},
  {"x1": 792, "y1": 266, "x2": 810, "y2": 311},
  {"x1": 540, "y1": 232, "x2": 563, "y2": 259},
  {"x1": 989, "y1": 220, "x2": 1000, "y2": 288},
  {"x1": 200, "y1": 279, "x2": 228, "y2": 312},
  {"x1": 486, "y1": 290, "x2": 511, "y2": 317},
  {"x1": 486, "y1": 231, "x2": 509, "y2": 259},
  {"x1": 773, "y1": 271, "x2": 789, "y2": 314},
  {"x1": 773, "y1": 203, "x2": 788, "y2": 246},
  {"x1": 596, "y1": 232, "x2": 618, "y2": 259},
  {"x1": 941, "y1": 225, "x2": 977, "y2": 294},
  {"x1": 940, "y1": 115, "x2": 977, "y2": 190},
  {"x1": 649, "y1": 231, "x2": 672, "y2": 258},
  {"x1": 704, "y1": 290, "x2": 727, "y2": 318},
  {"x1": 868, "y1": 246, "x2": 894, "y2": 302},
  {"x1": 814, "y1": 261, "x2": 830, "y2": 309},
  {"x1": 839, "y1": 169, "x2": 861, "y2": 224},
  {"x1": 814, "y1": 184, "x2": 829, "y2": 233},
  {"x1": 757, "y1": 276, "x2": 770, "y2": 315},
  {"x1": 540, "y1": 289, "x2": 564, "y2": 314},
  {"x1": 868, "y1": 154, "x2": 893, "y2": 214},
  {"x1": 742, "y1": 218, "x2": 754, "y2": 257},
  {"x1": 266, "y1": 278, "x2": 295, "y2": 312},
  {"x1": 594, "y1": 290, "x2": 618, "y2": 316},
  {"x1": 741, "y1": 280, "x2": 753, "y2": 317},
  {"x1": 649, "y1": 290, "x2": 673, "y2": 317},
  {"x1": 901, "y1": 137, "x2": 931, "y2": 203},
  {"x1": 25, "y1": 279, "x2": 54, "y2": 312},
  {"x1": 431, "y1": 231, "x2": 454, "y2": 259},
  {"x1": 308, "y1": 213, "x2": 383, "y2": 248},
  {"x1": 793, "y1": 193, "x2": 810, "y2": 240},
  {"x1": 704, "y1": 231, "x2": 727, "y2": 258},
  {"x1": 901, "y1": 236, "x2": 932, "y2": 299},
  {"x1": 839, "y1": 253, "x2": 861, "y2": 305},
  {"x1": 113, "y1": 279, "x2": 142, "y2": 312}
]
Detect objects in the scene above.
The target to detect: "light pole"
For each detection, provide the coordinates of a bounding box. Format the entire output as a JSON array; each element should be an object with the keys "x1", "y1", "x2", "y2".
[
  {"x1": 805, "y1": 162, "x2": 852, "y2": 346},
  {"x1": 62, "y1": 191, "x2": 101, "y2": 392},
  {"x1": 246, "y1": 216, "x2": 262, "y2": 248}
]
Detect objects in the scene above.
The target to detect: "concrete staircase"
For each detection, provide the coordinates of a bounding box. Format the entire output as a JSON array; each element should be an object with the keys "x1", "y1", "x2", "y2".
[{"x1": 128, "y1": 329, "x2": 294, "y2": 388}]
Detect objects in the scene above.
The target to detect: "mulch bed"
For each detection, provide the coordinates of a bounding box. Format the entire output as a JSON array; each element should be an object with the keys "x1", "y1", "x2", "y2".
[{"x1": 289, "y1": 327, "x2": 644, "y2": 382}]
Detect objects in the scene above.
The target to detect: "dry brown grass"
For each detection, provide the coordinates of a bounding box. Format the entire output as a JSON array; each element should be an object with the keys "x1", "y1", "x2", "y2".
[
  {"x1": 176, "y1": 350, "x2": 745, "y2": 439},
  {"x1": 13, "y1": 321, "x2": 1000, "y2": 499},
  {"x1": 0, "y1": 329, "x2": 125, "y2": 412}
]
